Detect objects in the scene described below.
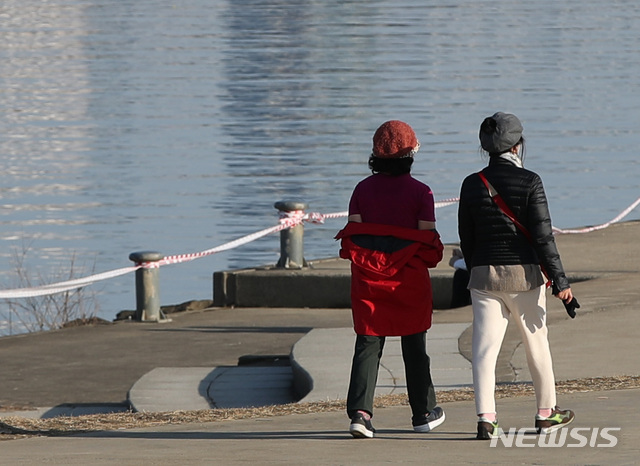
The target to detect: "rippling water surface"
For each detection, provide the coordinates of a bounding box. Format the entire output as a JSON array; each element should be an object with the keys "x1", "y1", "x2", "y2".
[{"x1": 1, "y1": 0, "x2": 639, "y2": 328}]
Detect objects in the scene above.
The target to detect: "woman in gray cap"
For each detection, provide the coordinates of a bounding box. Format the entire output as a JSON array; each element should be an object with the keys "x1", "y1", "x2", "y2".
[{"x1": 458, "y1": 112, "x2": 577, "y2": 440}]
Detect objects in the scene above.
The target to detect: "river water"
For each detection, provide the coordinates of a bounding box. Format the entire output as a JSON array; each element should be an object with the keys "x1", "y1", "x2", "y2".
[{"x1": 1, "y1": 0, "x2": 639, "y2": 331}]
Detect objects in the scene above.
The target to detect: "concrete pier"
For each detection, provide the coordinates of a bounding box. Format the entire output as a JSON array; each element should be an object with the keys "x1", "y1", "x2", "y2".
[{"x1": 1, "y1": 220, "x2": 639, "y2": 464}]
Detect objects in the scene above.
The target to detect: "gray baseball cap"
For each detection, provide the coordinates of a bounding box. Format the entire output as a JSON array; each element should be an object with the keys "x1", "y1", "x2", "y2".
[{"x1": 479, "y1": 112, "x2": 523, "y2": 154}]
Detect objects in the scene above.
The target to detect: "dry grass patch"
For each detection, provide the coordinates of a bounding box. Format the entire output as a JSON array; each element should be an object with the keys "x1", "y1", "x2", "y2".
[{"x1": 2, "y1": 374, "x2": 638, "y2": 441}]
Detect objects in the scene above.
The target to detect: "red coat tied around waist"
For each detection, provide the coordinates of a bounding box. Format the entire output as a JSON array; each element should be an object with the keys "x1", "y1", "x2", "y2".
[{"x1": 335, "y1": 222, "x2": 444, "y2": 337}]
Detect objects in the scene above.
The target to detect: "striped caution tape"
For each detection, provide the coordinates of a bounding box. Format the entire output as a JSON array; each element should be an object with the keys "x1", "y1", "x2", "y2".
[
  {"x1": 553, "y1": 196, "x2": 640, "y2": 234},
  {"x1": 0, "y1": 266, "x2": 139, "y2": 299}
]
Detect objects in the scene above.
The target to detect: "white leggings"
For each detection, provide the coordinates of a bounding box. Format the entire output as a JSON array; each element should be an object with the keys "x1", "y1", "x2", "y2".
[{"x1": 471, "y1": 287, "x2": 556, "y2": 415}]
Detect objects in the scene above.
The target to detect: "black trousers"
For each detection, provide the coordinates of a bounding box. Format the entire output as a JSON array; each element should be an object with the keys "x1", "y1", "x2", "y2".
[{"x1": 346, "y1": 331, "x2": 437, "y2": 418}]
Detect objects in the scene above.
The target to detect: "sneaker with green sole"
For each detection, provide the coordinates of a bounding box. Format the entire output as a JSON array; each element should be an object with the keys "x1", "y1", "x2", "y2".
[
  {"x1": 476, "y1": 417, "x2": 502, "y2": 440},
  {"x1": 535, "y1": 406, "x2": 575, "y2": 434}
]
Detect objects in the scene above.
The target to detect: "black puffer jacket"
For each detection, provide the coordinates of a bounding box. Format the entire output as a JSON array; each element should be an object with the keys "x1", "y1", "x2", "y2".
[{"x1": 458, "y1": 157, "x2": 570, "y2": 293}]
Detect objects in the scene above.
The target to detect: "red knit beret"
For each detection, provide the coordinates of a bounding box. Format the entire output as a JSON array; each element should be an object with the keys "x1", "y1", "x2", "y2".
[{"x1": 372, "y1": 120, "x2": 420, "y2": 158}]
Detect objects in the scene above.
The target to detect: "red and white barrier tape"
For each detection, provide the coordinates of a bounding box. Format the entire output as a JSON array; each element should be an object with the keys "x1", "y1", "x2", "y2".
[
  {"x1": 0, "y1": 266, "x2": 139, "y2": 299},
  {"x1": 159, "y1": 222, "x2": 291, "y2": 266},
  {"x1": 435, "y1": 198, "x2": 460, "y2": 209},
  {"x1": 0, "y1": 196, "x2": 638, "y2": 299},
  {"x1": 552, "y1": 196, "x2": 640, "y2": 234}
]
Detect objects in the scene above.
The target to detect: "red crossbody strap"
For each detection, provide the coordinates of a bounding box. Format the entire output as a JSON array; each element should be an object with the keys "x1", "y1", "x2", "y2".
[
  {"x1": 477, "y1": 172, "x2": 531, "y2": 241},
  {"x1": 477, "y1": 171, "x2": 551, "y2": 287}
]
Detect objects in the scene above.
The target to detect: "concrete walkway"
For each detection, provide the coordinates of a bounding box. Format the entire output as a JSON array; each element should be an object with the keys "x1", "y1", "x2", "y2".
[{"x1": 1, "y1": 389, "x2": 639, "y2": 464}]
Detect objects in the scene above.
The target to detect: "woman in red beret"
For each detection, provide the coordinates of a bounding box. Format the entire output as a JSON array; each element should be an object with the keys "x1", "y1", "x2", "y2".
[{"x1": 336, "y1": 120, "x2": 445, "y2": 438}]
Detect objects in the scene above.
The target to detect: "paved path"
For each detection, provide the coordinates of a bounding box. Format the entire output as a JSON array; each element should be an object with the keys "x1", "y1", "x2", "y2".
[{"x1": 1, "y1": 389, "x2": 638, "y2": 464}]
